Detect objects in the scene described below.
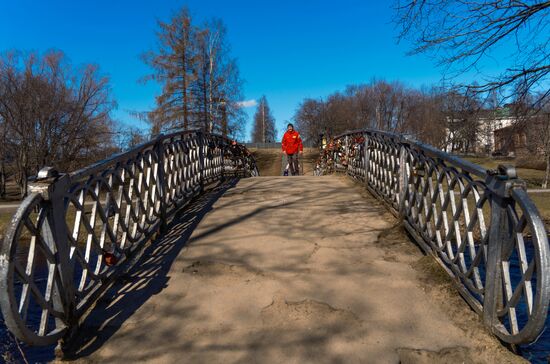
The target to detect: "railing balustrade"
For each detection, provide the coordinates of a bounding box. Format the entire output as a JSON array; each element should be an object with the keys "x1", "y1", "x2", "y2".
[
  {"x1": 0, "y1": 130, "x2": 258, "y2": 346},
  {"x1": 315, "y1": 129, "x2": 550, "y2": 344}
]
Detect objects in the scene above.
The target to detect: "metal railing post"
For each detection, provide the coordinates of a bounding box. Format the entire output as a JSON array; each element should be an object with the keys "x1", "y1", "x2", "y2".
[
  {"x1": 398, "y1": 142, "x2": 409, "y2": 217},
  {"x1": 483, "y1": 165, "x2": 519, "y2": 331},
  {"x1": 220, "y1": 139, "x2": 225, "y2": 182},
  {"x1": 198, "y1": 131, "x2": 205, "y2": 191},
  {"x1": 28, "y1": 168, "x2": 76, "y2": 348},
  {"x1": 154, "y1": 134, "x2": 167, "y2": 232},
  {"x1": 344, "y1": 135, "x2": 350, "y2": 174},
  {"x1": 363, "y1": 133, "x2": 370, "y2": 186}
]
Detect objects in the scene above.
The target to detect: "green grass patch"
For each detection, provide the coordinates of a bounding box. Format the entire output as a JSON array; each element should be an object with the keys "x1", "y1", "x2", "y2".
[
  {"x1": 463, "y1": 156, "x2": 547, "y2": 188},
  {"x1": 527, "y1": 192, "x2": 550, "y2": 226},
  {"x1": 0, "y1": 212, "x2": 12, "y2": 239}
]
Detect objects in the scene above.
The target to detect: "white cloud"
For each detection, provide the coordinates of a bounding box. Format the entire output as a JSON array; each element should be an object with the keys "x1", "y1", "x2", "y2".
[{"x1": 236, "y1": 99, "x2": 257, "y2": 108}]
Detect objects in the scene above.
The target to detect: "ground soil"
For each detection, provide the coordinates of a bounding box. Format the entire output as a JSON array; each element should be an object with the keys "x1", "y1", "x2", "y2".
[{"x1": 251, "y1": 148, "x2": 319, "y2": 176}]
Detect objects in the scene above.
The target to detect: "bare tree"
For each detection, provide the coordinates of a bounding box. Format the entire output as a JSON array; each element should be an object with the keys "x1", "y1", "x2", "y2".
[
  {"x1": 193, "y1": 19, "x2": 246, "y2": 137},
  {"x1": 395, "y1": 0, "x2": 550, "y2": 102},
  {"x1": 441, "y1": 88, "x2": 482, "y2": 153},
  {"x1": 293, "y1": 80, "x2": 451, "y2": 147},
  {"x1": 527, "y1": 110, "x2": 550, "y2": 187},
  {"x1": 0, "y1": 118, "x2": 6, "y2": 198},
  {"x1": 0, "y1": 50, "x2": 116, "y2": 197},
  {"x1": 294, "y1": 98, "x2": 328, "y2": 143},
  {"x1": 114, "y1": 125, "x2": 148, "y2": 151}
]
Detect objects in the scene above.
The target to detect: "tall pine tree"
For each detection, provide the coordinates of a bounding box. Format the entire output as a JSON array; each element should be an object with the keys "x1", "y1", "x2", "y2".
[
  {"x1": 142, "y1": 7, "x2": 245, "y2": 137},
  {"x1": 251, "y1": 96, "x2": 276, "y2": 143},
  {"x1": 142, "y1": 7, "x2": 196, "y2": 132}
]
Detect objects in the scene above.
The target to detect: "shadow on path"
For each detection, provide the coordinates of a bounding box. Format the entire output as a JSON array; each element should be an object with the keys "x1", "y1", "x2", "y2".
[{"x1": 63, "y1": 179, "x2": 239, "y2": 359}]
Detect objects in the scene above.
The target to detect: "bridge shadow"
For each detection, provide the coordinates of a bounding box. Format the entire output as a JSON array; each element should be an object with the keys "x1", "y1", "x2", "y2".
[{"x1": 63, "y1": 179, "x2": 240, "y2": 359}]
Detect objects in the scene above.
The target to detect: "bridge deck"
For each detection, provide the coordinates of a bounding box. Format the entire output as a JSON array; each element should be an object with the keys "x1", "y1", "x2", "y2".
[{"x1": 69, "y1": 176, "x2": 522, "y2": 363}]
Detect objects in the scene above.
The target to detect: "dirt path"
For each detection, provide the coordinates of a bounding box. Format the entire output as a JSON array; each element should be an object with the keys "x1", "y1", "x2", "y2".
[
  {"x1": 65, "y1": 176, "x2": 524, "y2": 364},
  {"x1": 251, "y1": 148, "x2": 319, "y2": 176}
]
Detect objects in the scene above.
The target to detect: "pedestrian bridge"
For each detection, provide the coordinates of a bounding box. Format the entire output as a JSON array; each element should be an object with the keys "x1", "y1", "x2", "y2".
[{"x1": 0, "y1": 130, "x2": 549, "y2": 362}]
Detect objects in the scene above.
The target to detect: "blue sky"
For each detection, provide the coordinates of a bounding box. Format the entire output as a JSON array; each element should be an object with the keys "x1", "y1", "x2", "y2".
[{"x1": 0, "y1": 0, "x2": 512, "y2": 140}]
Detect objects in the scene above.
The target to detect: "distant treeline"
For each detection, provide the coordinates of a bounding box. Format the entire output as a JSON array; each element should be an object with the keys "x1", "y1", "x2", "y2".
[
  {"x1": 292, "y1": 80, "x2": 549, "y2": 151},
  {"x1": 0, "y1": 51, "x2": 118, "y2": 197}
]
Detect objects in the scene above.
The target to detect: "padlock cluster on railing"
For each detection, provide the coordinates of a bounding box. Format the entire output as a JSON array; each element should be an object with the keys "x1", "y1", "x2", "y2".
[
  {"x1": 0, "y1": 130, "x2": 258, "y2": 347},
  {"x1": 316, "y1": 129, "x2": 550, "y2": 345}
]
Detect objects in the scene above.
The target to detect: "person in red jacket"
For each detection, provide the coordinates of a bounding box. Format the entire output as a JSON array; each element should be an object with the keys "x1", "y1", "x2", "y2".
[{"x1": 281, "y1": 123, "x2": 303, "y2": 176}]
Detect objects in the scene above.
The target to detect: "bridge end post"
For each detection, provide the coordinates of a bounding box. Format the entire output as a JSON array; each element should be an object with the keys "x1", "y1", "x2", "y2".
[
  {"x1": 28, "y1": 168, "x2": 77, "y2": 353},
  {"x1": 482, "y1": 165, "x2": 519, "y2": 334}
]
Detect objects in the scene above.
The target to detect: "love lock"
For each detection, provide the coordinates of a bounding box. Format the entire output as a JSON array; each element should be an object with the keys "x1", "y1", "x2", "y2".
[{"x1": 103, "y1": 249, "x2": 122, "y2": 266}]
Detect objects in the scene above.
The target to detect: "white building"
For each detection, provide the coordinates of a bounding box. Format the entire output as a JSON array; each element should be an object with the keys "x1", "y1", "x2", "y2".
[{"x1": 443, "y1": 109, "x2": 515, "y2": 154}]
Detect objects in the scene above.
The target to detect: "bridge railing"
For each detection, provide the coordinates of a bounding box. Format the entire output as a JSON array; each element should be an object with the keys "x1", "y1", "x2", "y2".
[
  {"x1": 0, "y1": 130, "x2": 258, "y2": 347},
  {"x1": 316, "y1": 129, "x2": 550, "y2": 345}
]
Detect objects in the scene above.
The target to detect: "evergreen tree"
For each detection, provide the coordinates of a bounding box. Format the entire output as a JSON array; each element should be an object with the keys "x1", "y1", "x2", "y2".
[
  {"x1": 251, "y1": 96, "x2": 277, "y2": 143},
  {"x1": 142, "y1": 8, "x2": 245, "y2": 136}
]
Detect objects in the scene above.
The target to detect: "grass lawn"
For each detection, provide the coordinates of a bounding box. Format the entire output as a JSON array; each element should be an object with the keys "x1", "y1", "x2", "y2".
[
  {"x1": 0, "y1": 212, "x2": 12, "y2": 239},
  {"x1": 527, "y1": 192, "x2": 550, "y2": 227},
  {"x1": 464, "y1": 156, "x2": 547, "y2": 189},
  {"x1": 463, "y1": 156, "x2": 550, "y2": 228}
]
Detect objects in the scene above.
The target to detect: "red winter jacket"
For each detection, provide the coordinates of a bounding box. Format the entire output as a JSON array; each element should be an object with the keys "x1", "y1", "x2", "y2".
[{"x1": 282, "y1": 130, "x2": 303, "y2": 155}]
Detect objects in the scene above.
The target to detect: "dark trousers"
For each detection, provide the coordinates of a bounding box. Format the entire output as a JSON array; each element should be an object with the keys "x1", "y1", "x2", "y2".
[{"x1": 287, "y1": 153, "x2": 300, "y2": 175}]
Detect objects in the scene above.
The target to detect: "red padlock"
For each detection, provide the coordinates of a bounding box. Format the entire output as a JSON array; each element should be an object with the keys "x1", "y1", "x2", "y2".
[{"x1": 104, "y1": 251, "x2": 118, "y2": 266}]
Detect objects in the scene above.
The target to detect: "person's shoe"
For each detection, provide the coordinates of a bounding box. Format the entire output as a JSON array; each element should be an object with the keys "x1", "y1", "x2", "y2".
[{"x1": 283, "y1": 170, "x2": 289, "y2": 176}]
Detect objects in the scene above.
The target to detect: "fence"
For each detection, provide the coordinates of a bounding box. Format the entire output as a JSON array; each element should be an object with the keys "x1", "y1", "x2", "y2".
[
  {"x1": 0, "y1": 130, "x2": 258, "y2": 347},
  {"x1": 315, "y1": 129, "x2": 550, "y2": 345}
]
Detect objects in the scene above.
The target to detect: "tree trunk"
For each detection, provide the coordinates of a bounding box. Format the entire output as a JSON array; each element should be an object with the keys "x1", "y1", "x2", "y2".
[
  {"x1": 543, "y1": 154, "x2": 550, "y2": 189},
  {"x1": 221, "y1": 102, "x2": 227, "y2": 137},
  {"x1": 208, "y1": 53, "x2": 214, "y2": 133},
  {"x1": 0, "y1": 160, "x2": 5, "y2": 199},
  {"x1": 183, "y1": 74, "x2": 188, "y2": 130},
  {"x1": 18, "y1": 169, "x2": 28, "y2": 199}
]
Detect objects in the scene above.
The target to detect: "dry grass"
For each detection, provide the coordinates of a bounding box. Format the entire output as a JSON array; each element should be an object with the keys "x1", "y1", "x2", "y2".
[
  {"x1": 250, "y1": 149, "x2": 284, "y2": 176},
  {"x1": 462, "y1": 156, "x2": 550, "y2": 226},
  {"x1": 464, "y1": 156, "x2": 547, "y2": 188},
  {"x1": 0, "y1": 179, "x2": 22, "y2": 203},
  {"x1": 250, "y1": 147, "x2": 319, "y2": 176},
  {"x1": 0, "y1": 213, "x2": 12, "y2": 240},
  {"x1": 527, "y1": 192, "x2": 550, "y2": 227}
]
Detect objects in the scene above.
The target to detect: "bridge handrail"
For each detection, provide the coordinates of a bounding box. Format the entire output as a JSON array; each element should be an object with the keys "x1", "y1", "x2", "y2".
[
  {"x1": 318, "y1": 129, "x2": 550, "y2": 345},
  {"x1": 0, "y1": 130, "x2": 258, "y2": 346}
]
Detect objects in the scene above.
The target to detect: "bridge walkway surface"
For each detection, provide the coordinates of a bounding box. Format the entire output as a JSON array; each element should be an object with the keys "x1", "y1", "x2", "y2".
[{"x1": 65, "y1": 176, "x2": 524, "y2": 363}]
